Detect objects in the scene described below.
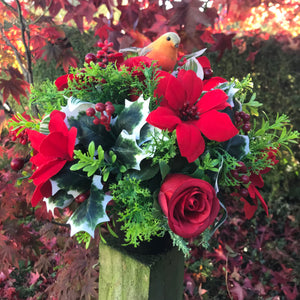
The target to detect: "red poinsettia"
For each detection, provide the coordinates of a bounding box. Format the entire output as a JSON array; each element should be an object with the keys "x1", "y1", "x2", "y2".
[
  {"x1": 197, "y1": 56, "x2": 227, "y2": 91},
  {"x1": 146, "y1": 69, "x2": 238, "y2": 162},
  {"x1": 27, "y1": 111, "x2": 77, "y2": 207},
  {"x1": 240, "y1": 148, "x2": 279, "y2": 219},
  {"x1": 55, "y1": 74, "x2": 75, "y2": 91}
]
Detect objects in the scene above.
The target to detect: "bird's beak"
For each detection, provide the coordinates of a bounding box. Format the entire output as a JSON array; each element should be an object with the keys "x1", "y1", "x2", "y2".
[{"x1": 175, "y1": 43, "x2": 179, "y2": 48}]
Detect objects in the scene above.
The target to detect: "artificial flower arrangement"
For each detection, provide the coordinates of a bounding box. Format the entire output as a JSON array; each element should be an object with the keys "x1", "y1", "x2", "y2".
[{"x1": 9, "y1": 36, "x2": 299, "y2": 255}]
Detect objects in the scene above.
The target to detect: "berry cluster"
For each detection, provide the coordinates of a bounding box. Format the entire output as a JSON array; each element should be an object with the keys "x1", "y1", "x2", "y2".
[
  {"x1": 84, "y1": 40, "x2": 124, "y2": 68},
  {"x1": 9, "y1": 128, "x2": 28, "y2": 145},
  {"x1": 230, "y1": 161, "x2": 250, "y2": 198},
  {"x1": 86, "y1": 101, "x2": 115, "y2": 131},
  {"x1": 234, "y1": 111, "x2": 251, "y2": 134}
]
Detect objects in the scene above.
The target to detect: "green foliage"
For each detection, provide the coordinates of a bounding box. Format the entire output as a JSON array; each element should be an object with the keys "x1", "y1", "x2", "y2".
[
  {"x1": 168, "y1": 230, "x2": 191, "y2": 257},
  {"x1": 110, "y1": 175, "x2": 164, "y2": 247},
  {"x1": 8, "y1": 112, "x2": 40, "y2": 133},
  {"x1": 71, "y1": 141, "x2": 116, "y2": 180},
  {"x1": 146, "y1": 130, "x2": 178, "y2": 165},
  {"x1": 29, "y1": 79, "x2": 67, "y2": 114}
]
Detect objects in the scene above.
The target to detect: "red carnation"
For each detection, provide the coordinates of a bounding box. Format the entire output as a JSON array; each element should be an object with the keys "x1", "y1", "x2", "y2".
[{"x1": 146, "y1": 69, "x2": 238, "y2": 162}]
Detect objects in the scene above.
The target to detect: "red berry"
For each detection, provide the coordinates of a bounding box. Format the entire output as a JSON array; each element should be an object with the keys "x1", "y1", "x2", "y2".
[
  {"x1": 105, "y1": 104, "x2": 115, "y2": 115},
  {"x1": 100, "y1": 114, "x2": 108, "y2": 124},
  {"x1": 85, "y1": 53, "x2": 97, "y2": 64},
  {"x1": 93, "y1": 117, "x2": 101, "y2": 125},
  {"x1": 236, "y1": 161, "x2": 247, "y2": 173},
  {"x1": 95, "y1": 102, "x2": 105, "y2": 112},
  {"x1": 10, "y1": 158, "x2": 24, "y2": 171},
  {"x1": 239, "y1": 188, "x2": 249, "y2": 198},
  {"x1": 240, "y1": 175, "x2": 250, "y2": 184},
  {"x1": 75, "y1": 193, "x2": 88, "y2": 203},
  {"x1": 230, "y1": 169, "x2": 240, "y2": 180},
  {"x1": 242, "y1": 122, "x2": 251, "y2": 133},
  {"x1": 242, "y1": 113, "x2": 250, "y2": 121},
  {"x1": 105, "y1": 101, "x2": 113, "y2": 106},
  {"x1": 203, "y1": 67, "x2": 213, "y2": 79},
  {"x1": 235, "y1": 115, "x2": 242, "y2": 123},
  {"x1": 86, "y1": 107, "x2": 96, "y2": 117},
  {"x1": 97, "y1": 41, "x2": 104, "y2": 48}
]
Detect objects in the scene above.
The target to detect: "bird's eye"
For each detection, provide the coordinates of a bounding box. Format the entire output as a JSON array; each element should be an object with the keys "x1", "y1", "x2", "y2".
[{"x1": 166, "y1": 36, "x2": 171, "y2": 41}]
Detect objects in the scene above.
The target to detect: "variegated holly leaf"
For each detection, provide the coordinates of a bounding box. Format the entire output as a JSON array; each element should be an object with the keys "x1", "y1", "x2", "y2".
[
  {"x1": 181, "y1": 57, "x2": 204, "y2": 80},
  {"x1": 67, "y1": 175, "x2": 112, "y2": 237},
  {"x1": 225, "y1": 134, "x2": 250, "y2": 159},
  {"x1": 68, "y1": 111, "x2": 114, "y2": 151},
  {"x1": 45, "y1": 190, "x2": 74, "y2": 214},
  {"x1": 112, "y1": 129, "x2": 149, "y2": 170},
  {"x1": 113, "y1": 96, "x2": 150, "y2": 139}
]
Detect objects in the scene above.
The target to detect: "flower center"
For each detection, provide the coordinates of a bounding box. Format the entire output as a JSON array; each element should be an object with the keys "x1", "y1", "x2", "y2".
[{"x1": 179, "y1": 102, "x2": 200, "y2": 121}]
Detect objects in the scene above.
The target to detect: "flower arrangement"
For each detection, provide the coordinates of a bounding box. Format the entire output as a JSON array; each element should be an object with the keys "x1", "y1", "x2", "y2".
[{"x1": 9, "y1": 35, "x2": 299, "y2": 255}]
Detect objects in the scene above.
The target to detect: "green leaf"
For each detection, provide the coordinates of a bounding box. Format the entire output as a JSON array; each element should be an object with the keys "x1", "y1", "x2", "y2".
[
  {"x1": 67, "y1": 175, "x2": 112, "y2": 237},
  {"x1": 112, "y1": 130, "x2": 149, "y2": 170},
  {"x1": 113, "y1": 97, "x2": 150, "y2": 140},
  {"x1": 45, "y1": 190, "x2": 74, "y2": 214},
  {"x1": 159, "y1": 160, "x2": 170, "y2": 180},
  {"x1": 224, "y1": 135, "x2": 250, "y2": 160},
  {"x1": 181, "y1": 57, "x2": 204, "y2": 79},
  {"x1": 88, "y1": 141, "x2": 95, "y2": 157}
]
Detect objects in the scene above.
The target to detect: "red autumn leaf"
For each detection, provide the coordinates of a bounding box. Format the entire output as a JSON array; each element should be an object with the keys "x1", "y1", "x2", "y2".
[
  {"x1": 0, "y1": 76, "x2": 30, "y2": 105},
  {"x1": 210, "y1": 33, "x2": 236, "y2": 61},
  {"x1": 94, "y1": 23, "x2": 113, "y2": 40},
  {"x1": 63, "y1": 0, "x2": 96, "y2": 32},
  {"x1": 200, "y1": 30, "x2": 215, "y2": 45}
]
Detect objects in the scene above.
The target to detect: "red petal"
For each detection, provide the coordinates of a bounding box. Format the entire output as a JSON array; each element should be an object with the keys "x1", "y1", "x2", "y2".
[
  {"x1": 27, "y1": 129, "x2": 46, "y2": 151},
  {"x1": 154, "y1": 71, "x2": 171, "y2": 104},
  {"x1": 240, "y1": 197, "x2": 258, "y2": 219},
  {"x1": 176, "y1": 122, "x2": 205, "y2": 163},
  {"x1": 31, "y1": 180, "x2": 52, "y2": 207},
  {"x1": 67, "y1": 127, "x2": 77, "y2": 159},
  {"x1": 250, "y1": 173, "x2": 264, "y2": 188},
  {"x1": 197, "y1": 110, "x2": 238, "y2": 142},
  {"x1": 180, "y1": 70, "x2": 203, "y2": 105},
  {"x1": 49, "y1": 110, "x2": 68, "y2": 134},
  {"x1": 30, "y1": 153, "x2": 49, "y2": 168},
  {"x1": 165, "y1": 75, "x2": 186, "y2": 110},
  {"x1": 203, "y1": 77, "x2": 227, "y2": 91},
  {"x1": 197, "y1": 56, "x2": 211, "y2": 69},
  {"x1": 197, "y1": 89, "x2": 230, "y2": 114},
  {"x1": 146, "y1": 107, "x2": 181, "y2": 131},
  {"x1": 30, "y1": 159, "x2": 66, "y2": 186},
  {"x1": 40, "y1": 132, "x2": 69, "y2": 159}
]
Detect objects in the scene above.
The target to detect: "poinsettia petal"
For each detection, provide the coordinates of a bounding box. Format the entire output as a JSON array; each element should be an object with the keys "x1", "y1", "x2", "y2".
[
  {"x1": 240, "y1": 197, "x2": 258, "y2": 219},
  {"x1": 250, "y1": 173, "x2": 264, "y2": 188},
  {"x1": 27, "y1": 129, "x2": 46, "y2": 151},
  {"x1": 197, "y1": 56, "x2": 211, "y2": 69},
  {"x1": 203, "y1": 77, "x2": 227, "y2": 91},
  {"x1": 197, "y1": 110, "x2": 238, "y2": 142},
  {"x1": 30, "y1": 159, "x2": 67, "y2": 186},
  {"x1": 146, "y1": 107, "x2": 181, "y2": 131},
  {"x1": 197, "y1": 89, "x2": 230, "y2": 114},
  {"x1": 30, "y1": 153, "x2": 49, "y2": 168},
  {"x1": 179, "y1": 70, "x2": 203, "y2": 105},
  {"x1": 39, "y1": 132, "x2": 69, "y2": 159},
  {"x1": 67, "y1": 127, "x2": 77, "y2": 158},
  {"x1": 176, "y1": 122, "x2": 205, "y2": 163},
  {"x1": 165, "y1": 75, "x2": 186, "y2": 110},
  {"x1": 31, "y1": 180, "x2": 52, "y2": 207},
  {"x1": 154, "y1": 71, "x2": 172, "y2": 105},
  {"x1": 49, "y1": 110, "x2": 68, "y2": 134}
]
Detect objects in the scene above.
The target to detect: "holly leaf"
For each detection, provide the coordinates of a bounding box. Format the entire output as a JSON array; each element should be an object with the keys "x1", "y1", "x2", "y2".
[
  {"x1": 113, "y1": 96, "x2": 151, "y2": 139},
  {"x1": 67, "y1": 175, "x2": 111, "y2": 237}
]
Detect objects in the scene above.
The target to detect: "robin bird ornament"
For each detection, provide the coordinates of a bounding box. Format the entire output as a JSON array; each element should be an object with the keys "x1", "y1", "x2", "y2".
[{"x1": 120, "y1": 32, "x2": 181, "y2": 72}]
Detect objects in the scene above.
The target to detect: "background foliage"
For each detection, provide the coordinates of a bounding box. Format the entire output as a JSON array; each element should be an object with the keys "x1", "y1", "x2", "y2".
[{"x1": 0, "y1": 0, "x2": 299, "y2": 298}]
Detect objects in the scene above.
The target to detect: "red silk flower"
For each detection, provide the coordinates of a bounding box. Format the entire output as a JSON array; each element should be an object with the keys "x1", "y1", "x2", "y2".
[
  {"x1": 27, "y1": 111, "x2": 77, "y2": 207},
  {"x1": 146, "y1": 69, "x2": 238, "y2": 162},
  {"x1": 55, "y1": 74, "x2": 75, "y2": 91},
  {"x1": 158, "y1": 173, "x2": 220, "y2": 238}
]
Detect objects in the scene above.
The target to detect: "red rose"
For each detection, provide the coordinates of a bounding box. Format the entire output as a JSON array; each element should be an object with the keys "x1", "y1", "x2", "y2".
[{"x1": 158, "y1": 174, "x2": 220, "y2": 239}]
